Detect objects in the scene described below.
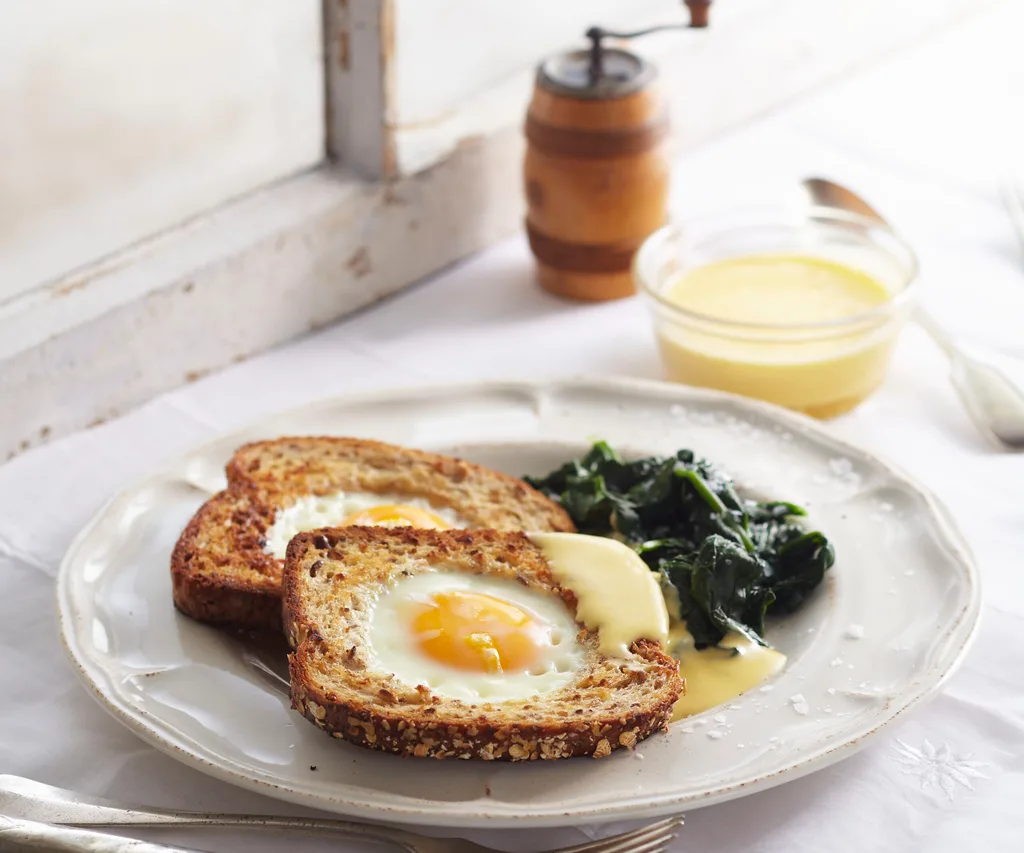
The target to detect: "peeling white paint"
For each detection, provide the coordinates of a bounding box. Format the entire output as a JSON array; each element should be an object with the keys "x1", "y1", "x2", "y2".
[{"x1": 0, "y1": 133, "x2": 525, "y2": 459}]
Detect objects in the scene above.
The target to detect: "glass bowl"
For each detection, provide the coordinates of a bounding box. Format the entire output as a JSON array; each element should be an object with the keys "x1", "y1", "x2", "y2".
[{"x1": 634, "y1": 206, "x2": 919, "y2": 418}]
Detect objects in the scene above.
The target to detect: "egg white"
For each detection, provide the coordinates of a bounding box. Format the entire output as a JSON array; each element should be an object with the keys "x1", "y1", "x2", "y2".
[
  {"x1": 366, "y1": 571, "x2": 585, "y2": 703},
  {"x1": 263, "y1": 491, "x2": 468, "y2": 559}
]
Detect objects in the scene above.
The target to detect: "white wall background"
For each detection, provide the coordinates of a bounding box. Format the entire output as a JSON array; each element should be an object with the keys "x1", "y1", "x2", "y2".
[
  {"x1": 388, "y1": 0, "x2": 995, "y2": 175},
  {"x1": 0, "y1": 0, "x2": 324, "y2": 301},
  {"x1": 391, "y1": 0, "x2": 685, "y2": 174},
  {"x1": 392, "y1": 0, "x2": 681, "y2": 127}
]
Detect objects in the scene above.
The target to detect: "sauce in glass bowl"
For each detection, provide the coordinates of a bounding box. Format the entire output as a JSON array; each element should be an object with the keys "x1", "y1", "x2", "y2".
[{"x1": 635, "y1": 208, "x2": 919, "y2": 418}]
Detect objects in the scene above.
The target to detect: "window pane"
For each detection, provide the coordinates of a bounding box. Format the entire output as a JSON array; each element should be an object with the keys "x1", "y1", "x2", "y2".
[{"x1": 0, "y1": 0, "x2": 324, "y2": 301}]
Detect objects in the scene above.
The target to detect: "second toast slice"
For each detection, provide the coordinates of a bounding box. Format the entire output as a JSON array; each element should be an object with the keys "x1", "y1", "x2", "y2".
[{"x1": 171, "y1": 437, "x2": 574, "y2": 633}]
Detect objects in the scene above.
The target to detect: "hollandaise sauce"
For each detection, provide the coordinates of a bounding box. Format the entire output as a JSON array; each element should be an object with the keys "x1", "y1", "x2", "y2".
[
  {"x1": 670, "y1": 627, "x2": 786, "y2": 720},
  {"x1": 528, "y1": 532, "x2": 669, "y2": 658},
  {"x1": 659, "y1": 580, "x2": 785, "y2": 719},
  {"x1": 529, "y1": 532, "x2": 787, "y2": 719},
  {"x1": 655, "y1": 253, "x2": 900, "y2": 418}
]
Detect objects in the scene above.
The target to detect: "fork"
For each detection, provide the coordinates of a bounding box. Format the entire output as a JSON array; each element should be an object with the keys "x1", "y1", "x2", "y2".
[{"x1": 0, "y1": 775, "x2": 682, "y2": 853}]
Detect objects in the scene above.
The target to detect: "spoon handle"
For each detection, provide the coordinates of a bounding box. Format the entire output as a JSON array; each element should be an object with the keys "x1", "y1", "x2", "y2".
[
  {"x1": 0, "y1": 816, "x2": 201, "y2": 853},
  {"x1": 913, "y1": 306, "x2": 958, "y2": 360},
  {"x1": 0, "y1": 775, "x2": 419, "y2": 846}
]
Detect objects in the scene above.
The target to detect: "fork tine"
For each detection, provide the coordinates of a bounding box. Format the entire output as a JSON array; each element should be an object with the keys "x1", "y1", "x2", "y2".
[
  {"x1": 597, "y1": 833, "x2": 679, "y2": 853},
  {"x1": 553, "y1": 817, "x2": 674, "y2": 853},
  {"x1": 583, "y1": 820, "x2": 680, "y2": 853},
  {"x1": 553, "y1": 816, "x2": 682, "y2": 853}
]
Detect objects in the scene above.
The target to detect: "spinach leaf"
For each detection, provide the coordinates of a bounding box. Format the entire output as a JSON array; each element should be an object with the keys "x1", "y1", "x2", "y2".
[
  {"x1": 689, "y1": 536, "x2": 775, "y2": 645},
  {"x1": 525, "y1": 442, "x2": 835, "y2": 647},
  {"x1": 770, "y1": 530, "x2": 835, "y2": 613}
]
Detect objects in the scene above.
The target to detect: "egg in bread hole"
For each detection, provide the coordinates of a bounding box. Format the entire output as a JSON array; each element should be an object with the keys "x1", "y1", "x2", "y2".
[
  {"x1": 368, "y1": 572, "x2": 585, "y2": 702},
  {"x1": 282, "y1": 527, "x2": 683, "y2": 760},
  {"x1": 264, "y1": 491, "x2": 468, "y2": 559}
]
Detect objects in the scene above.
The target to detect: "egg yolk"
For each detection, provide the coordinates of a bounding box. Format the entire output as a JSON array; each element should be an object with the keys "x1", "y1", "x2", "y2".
[
  {"x1": 410, "y1": 591, "x2": 546, "y2": 674},
  {"x1": 340, "y1": 504, "x2": 450, "y2": 529}
]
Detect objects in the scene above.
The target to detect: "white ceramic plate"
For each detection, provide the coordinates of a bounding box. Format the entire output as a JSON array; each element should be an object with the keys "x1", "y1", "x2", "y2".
[{"x1": 58, "y1": 378, "x2": 980, "y2": 828}]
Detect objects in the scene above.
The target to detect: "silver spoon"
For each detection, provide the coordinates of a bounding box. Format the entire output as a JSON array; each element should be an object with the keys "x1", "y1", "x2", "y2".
[
  {"x1": 0, "y1": 775, "x2": 681, "y2": 853},
  {"x1": 803, "y1": 177, "x2": 1024, "y2": 449}
]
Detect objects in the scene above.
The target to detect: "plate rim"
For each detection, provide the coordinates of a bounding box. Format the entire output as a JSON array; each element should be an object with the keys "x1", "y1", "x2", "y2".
[{"x1": 56, "y1": 376, "x2": 983, "y2": 827}]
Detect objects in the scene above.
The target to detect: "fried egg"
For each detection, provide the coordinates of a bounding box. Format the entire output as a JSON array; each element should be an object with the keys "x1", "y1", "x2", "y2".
[
  {"x1": 367, "y1": 571, "x2": 584, "y2": 702},
  {"x1": 264, "y1": 491, "x2": 468, "y2": 559}
]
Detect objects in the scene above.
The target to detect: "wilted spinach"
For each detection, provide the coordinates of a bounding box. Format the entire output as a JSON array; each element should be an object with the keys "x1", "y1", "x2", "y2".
[{"x1": 525, "y1": 441, "x2": 834, "y2": 648}]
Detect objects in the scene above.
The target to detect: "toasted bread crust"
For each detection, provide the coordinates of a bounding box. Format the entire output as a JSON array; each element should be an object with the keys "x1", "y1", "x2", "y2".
[
  {"x1": 171, "y1": 487, "x2": 284, "y2": 631},
  {"x1": 172, "y1": 437, "x2": 575, "y2": 632},
  {"x1": 226, "y1": 437, "x2": 574, "y2": 533},
  {"x1": 283, "y1": 527, "x2": 683, "y2": 760},
  {"x1": 289, "y1": 655, "x2": 676, "y2": 760}
]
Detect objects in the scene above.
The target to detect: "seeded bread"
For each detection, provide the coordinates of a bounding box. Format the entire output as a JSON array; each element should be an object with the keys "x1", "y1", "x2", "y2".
[
  {"x1": 283, "y1": 527, "x2": 683, "y2": 760},
  {"x1": 171, "y1": 437, "x2": 575, "y2": 633}
]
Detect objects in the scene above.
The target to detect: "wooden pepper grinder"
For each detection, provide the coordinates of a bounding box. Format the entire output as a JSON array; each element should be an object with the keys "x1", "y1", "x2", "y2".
[{"x1": 525, "y1": 1, "x2": 711, "y2": 301}]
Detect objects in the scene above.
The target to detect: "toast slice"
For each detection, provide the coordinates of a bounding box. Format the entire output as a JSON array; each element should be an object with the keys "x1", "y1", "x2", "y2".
[
  {"x1": 284, "y1": 527, "x2": 683, "y2": 760},
  {"x1": 171, "y1": 437, "x2": 575, "y2": 633}
]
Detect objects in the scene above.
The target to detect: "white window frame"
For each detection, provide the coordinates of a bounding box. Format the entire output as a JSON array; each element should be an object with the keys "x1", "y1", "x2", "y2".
[{"x1": 0, "y1": 0, "x2": 996, "y2": 459}]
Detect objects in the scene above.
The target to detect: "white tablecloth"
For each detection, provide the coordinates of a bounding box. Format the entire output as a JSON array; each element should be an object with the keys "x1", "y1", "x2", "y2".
[{"x1": 3, "y1": 5, "x2": 1024, "y2": 852}]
